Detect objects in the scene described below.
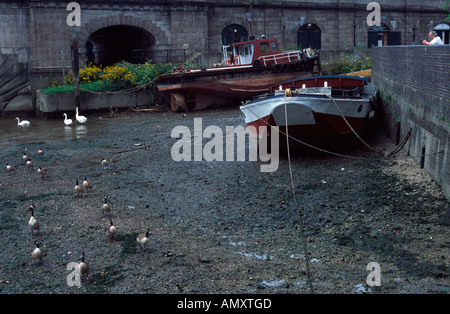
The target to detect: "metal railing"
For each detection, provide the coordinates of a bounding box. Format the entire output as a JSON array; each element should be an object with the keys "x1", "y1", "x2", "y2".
[{"x1": 258, "y1": 51, "x2": 303, "y2": 66}]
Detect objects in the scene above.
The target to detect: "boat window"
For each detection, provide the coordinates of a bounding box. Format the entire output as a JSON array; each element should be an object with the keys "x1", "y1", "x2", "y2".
[
  {"x1": 260, "y1": 42, "x2": 270, "y2": 53},
  {"x1": 271, "y1": 41, "x2": 280, "y2": 52},
  {"x1": 240, "y1": 46, "x2": 245, "y2": 56}
]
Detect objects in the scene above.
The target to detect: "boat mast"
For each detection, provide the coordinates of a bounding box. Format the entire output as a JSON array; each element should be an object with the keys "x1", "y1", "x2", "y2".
[{"x1": 248, "y1": 20, "x2": 255, "y2": 40}]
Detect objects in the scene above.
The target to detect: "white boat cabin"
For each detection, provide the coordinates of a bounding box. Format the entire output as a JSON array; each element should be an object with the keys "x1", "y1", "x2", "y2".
[{"x1": 223, "y1": 38, "x2": 304, "y2": 68}]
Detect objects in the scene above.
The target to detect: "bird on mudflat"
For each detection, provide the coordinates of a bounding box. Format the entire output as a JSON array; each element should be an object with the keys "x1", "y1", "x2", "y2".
[
  {"x1": 76, "y1": 251, "x2": 90, "y2": 282},
  {"x1": 136, "y1": 228, "x2": 150, "y2": 251},
  {"x1": 31, "y1": 241, "x2": 44, "y2": 264},
  {"x1": 37, "y1": 166, "x2": 49, "y2": 178},
  {"x1": 101, "y1": 196, "x2": 111, "y2": 217},
  {"x1": 75, "y1": 179, "x2": 84, "y2": 197},
  {"x1": 82, "y1": 176, "x2": 92, "y2": 192},
  {"x1": 26, "y1": 158, "x2": 35, "y2": 170},
  {"x1": 106, "y1": 219, "x2": 117, "y2": 240},
  {"x1": 28, "y1": 204, "x2": 40, "y2": 235},
  {"x1": 101, "y1": 157, "x2": 109, "y2": 167},
  {"x1": 6, "y1": 162, "x2": 15, "y2": 175}
]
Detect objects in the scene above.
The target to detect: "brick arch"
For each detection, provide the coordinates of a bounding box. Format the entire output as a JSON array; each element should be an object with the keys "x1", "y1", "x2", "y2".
[
  {"x1": 299, "y1": 18, "x2": 322, "y2": 30},
  {"x1": 221, "y1": 23, "x2": 249, "y2": 44},
  {"x1": 218, "y1": 22, "x2": 248, "y2": 33},
  {"x1": 77, "y1": 14, "x2": 169, "y2": 65},
  {"x1": 79, "y1": 14, "x2": 169, "y2": 46},
  {"x1": 297, "y1": 21, "x2": 322, "y2": 50}
]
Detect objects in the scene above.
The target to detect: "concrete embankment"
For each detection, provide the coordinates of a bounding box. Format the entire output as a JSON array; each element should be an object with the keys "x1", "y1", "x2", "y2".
[
  {"x1": 0, "y1": 52, "x2": 33, "y2": 116},
  {"x1": 35, "y1": 88, "x2": 154, "y2": 118}
]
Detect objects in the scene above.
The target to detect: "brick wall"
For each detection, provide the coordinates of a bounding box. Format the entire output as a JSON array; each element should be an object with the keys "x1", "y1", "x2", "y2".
[{"x1": 372, "y1": 46, "x2": 450, "y2": 199}]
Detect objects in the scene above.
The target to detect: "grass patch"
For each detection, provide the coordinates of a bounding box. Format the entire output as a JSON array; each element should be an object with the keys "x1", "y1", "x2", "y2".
[
  {"x1": 41, "y1": 81, "x2": 115, "y2": 94},
  {"x1": 119, "y1": 232, "x2": 139, "y2": 259},
  {"x1": 41, "y1": 85, "x2": 75, "y2": 94},
  {"x1": 84, "y1": 264, "x2": 124, "y2": 294}
]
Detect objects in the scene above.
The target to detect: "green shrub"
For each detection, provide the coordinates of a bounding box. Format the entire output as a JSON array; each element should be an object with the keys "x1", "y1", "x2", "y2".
[
  {"x1": 321, "y1": 56, "x2": 371, "y2": 75},
  {"x1": 42, "y1": 60, "x2": 174, "y2": 94}
]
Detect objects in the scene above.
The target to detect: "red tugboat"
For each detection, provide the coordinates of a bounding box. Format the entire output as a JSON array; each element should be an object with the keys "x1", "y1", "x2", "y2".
[{"x1": 154, "y1": 36, "x2": 320, "y2": 112}]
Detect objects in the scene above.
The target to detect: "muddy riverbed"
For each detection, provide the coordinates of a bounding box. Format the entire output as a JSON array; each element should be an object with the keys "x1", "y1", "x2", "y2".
[{"x1": 0, "y1": 107, "x2": 448, "y2": 294}]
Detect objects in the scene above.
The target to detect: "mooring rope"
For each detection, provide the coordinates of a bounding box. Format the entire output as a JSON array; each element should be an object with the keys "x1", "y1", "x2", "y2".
[
  {"x1": 324, "y1": 93, "x2": 386, "y2": 156},
  {"x1": 243, "y1": 89, "x2": 419, "y2": 160},
  {"x1": 282, "y1": 92, "x2": 315, "y2": 294},
  {"x1": 387, "y1": 128, "x2": 412, "y2": 157},
  {"x1": 243, "y1": 88, "x2": 443, "y2": 294},
  {"x1": 243, "y1": 102, "x2": 380, "y2": 160}
]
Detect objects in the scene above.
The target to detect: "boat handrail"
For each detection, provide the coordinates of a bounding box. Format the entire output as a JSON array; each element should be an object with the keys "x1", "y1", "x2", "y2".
[
  {"x1": 258, "y1": 50, "x2": 303, "y2": 66},
  {"x1": 222, "y1": 45, "x2": 229, "y2": 65},
  {"x1": 274, "y1": 86, "x2": 332, "y2": 96},
  {"x1": 331, "y1": 86, "x2": 363, "y2": 96}
]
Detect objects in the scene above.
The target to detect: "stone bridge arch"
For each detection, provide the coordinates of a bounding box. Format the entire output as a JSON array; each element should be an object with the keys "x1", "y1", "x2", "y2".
[{"x1": 77, "y1": 14, "x2": 170, "y2": 66}]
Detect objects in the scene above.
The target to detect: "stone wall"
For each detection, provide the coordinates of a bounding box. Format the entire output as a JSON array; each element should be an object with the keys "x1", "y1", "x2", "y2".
[
  {"x1": 3, "y1": 0, "x2": 446, "y2": 70},
  {"x1": 0, "y1": 52, "x2": 33, "y2": 116},
  {"x1": 372, "y1": 46, "x2": 450, "y2": 199},
  {"x1": 0, "y1": 1, "x2": 447, "y2": 115},
  {"x1": 0, "y1": 3, "x2": 33, "y2": 116}
]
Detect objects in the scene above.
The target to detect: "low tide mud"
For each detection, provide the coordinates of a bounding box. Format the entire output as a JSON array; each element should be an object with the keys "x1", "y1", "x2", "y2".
[{"x1": 0, "y1": 107, "x2": 448, "y2": 294}]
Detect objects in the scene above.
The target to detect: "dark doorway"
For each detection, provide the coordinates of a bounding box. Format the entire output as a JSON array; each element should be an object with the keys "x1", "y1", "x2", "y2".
[
  {"x1": 387, "y1": 32, "x2": 402, "y2": 45},
  {"x1": 368, "y1": 24, "x2": 389, "y2": 47},
  {"x1": 434, "y1": 23, "x2": 450, "y2": 44},
  {"x1": 222, "y1": 24, "x2": 248, "y2": 46},
  {"x1": 297, "y1": 24, "x2": 321, "y2": 49},
  {"x1": 368, "y1": 24, "x2": 400, "y2": 47},
  {"x1": 87, "y1": 25, "x2": 156, "y2": 65}
]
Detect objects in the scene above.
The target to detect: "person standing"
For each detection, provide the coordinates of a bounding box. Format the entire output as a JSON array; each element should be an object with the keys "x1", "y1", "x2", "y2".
[{"x1": 422, "y1": 31, "x2": 444, "y2": 46}]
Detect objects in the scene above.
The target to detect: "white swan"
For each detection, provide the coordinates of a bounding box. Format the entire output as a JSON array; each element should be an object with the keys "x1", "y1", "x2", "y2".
[
  {"x1": 63, "y1": 113, "x2": 73, "y2": 126},
  {"x1": 75, "y1": 107, "x2": 87, "y2": 124},
  {"x1": 15, "y1": 117, "x2": 30, "y2": 127}
]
